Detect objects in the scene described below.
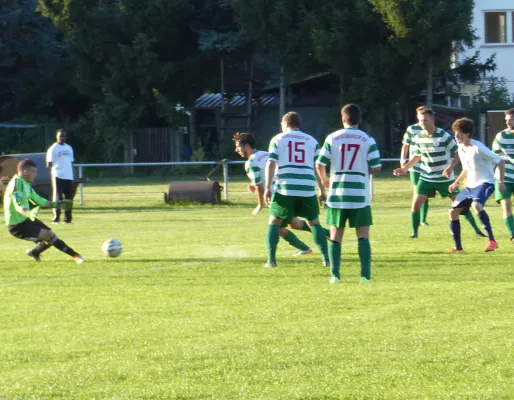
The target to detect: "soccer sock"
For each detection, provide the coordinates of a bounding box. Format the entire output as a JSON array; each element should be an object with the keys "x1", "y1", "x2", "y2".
[
  {"x1": 50, "y1": 236, "x2": 79, "y2": 257},
  {"x1": 411, "y1": 211, "x2": 420, "y2": 235},
  {"x1": 265, "y1": 224, "x2": 280, "y2": 263},
  {"x1": 478, "y1": 210, "x2": 494, "y2": 241},
  {"x1": 33, "y1": 241, "x2": 52, "y2": 256},
  {"x1": 328, "y1": 239, "x2": 341, "y2": 279},
  {"x1": 463, "y1": 211, "x2": 481, "y2": 234},
  {"x1": 504, "y1": 215, "x2": 514, "y2": 237},
  {"x1": 282, "y1": 230, "x2": 309, "y2": 251},
  {"x1": 421, "y1": 199, "x2": 429, "y2": 223},
  {"x1": 311, "y1": 224, "x2": 329, "y2": 261},
  {"x1": 300, "y1": 221, "x2": 311, "y2": 232},
  {"x1": 450, "y1": 220, "x2": 463, "y2": 250},
  {"x1": 358, "y1": 238, "x2": 371, "y2": 280}
]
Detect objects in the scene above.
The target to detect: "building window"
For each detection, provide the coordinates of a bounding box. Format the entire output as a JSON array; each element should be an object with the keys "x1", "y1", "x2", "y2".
[{"x1": 485, "y1": 12, "x2": 507, "y2": 43}]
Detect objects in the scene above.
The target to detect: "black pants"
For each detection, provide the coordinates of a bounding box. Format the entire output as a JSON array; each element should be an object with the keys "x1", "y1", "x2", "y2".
[{"x1": 53, "y1": 177, "x2": 73, "y2": 223}]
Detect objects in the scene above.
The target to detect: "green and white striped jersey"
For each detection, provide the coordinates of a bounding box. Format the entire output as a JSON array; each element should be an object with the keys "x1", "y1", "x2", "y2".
[
  {"x1": 245, "y1": 150, "x2": 269, "y2": 186},
  {"x1": 411, "y1": 128, "x2": 457, "y2": 183},
  {"x1": 402, "y1": 124, "x2": 423, "y2": 173},
  {"x1": 317, "y1": 128, "x2": 381, "y2": 209},
  {"x1": 268, "y1": 131, "x2": 320, "y2": 197},
  {"x1": 492, "y1": 129, "x2": 514, "y2": 183}
]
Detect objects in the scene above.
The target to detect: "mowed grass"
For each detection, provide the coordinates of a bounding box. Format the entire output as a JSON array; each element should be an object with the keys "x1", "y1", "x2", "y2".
[{"x1": 1, "y1": 176, "x2": 513, "y2": 399}]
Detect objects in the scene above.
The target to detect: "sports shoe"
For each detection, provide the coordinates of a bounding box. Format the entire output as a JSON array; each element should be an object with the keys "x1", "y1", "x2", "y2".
[
  {"x1": 51, "y1": 221, "x2": 59, "y2": 225},
  {"x1": 330, "y1": 277, "x2": 340, "y2": 284},
  {"x1": 447, "y1": 248, "x2": 464, "y2": 253},
  {"x1": 293, "y1": 248, "x2": 313, "y2": 256},
  {"x1": 485, "y1": 240, "x2": 499, "y2": 252},
  {"x1": 510, "y1": 235, "x2": 514, "y2": 243},
  {"x1": 420, "y1": 221, "x2": 429, "y2": 226},
  {"x1": 63, "y1": 221, "x2": 73, "y2": 224},
  {"x1": 410, "y1": 233, "x2": 418, "y2": 239},
  {"x1": 26, "y1": 249, "x2": 42, "y2": 262},
  {"x1": 264, "y1": 261, "x2": 277, "y2": 268},
  {"x1": 359, "y1": 277, "x2": 372, "y2": 284},
  {"x1": 475, "y1": 231, "x2": 487, "y2": 238},
  {"x1": 322, "y1": 259, "x2": 330, "y2": 267},
  {"x1": 73, "y1": 255, "x2": 85, "y2": 265}
]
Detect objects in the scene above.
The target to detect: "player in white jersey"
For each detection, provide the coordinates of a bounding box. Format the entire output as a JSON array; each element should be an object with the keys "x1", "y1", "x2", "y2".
[
  {"x1": 316, "y1": 104, "x2": 381, "y2": 284},
  {"x1": 400, "y1": 106, "x2": 431, "y2": 225},
  {"x1": 447, "y1": 118, "x2": 505, "y2": 252},
  {"x1": 264, "y1": 112, "x2": 329, "y2": 268},
  {"x1": 233, "y1": 132, "x2": 318, "y2": 256},
  {"x1": 492, "y1": 108, "x2": 514, "y2": 241}
]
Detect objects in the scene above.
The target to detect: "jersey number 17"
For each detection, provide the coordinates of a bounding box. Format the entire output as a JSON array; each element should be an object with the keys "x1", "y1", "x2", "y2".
[{"x1": 340, "y1": 144, "x2": 361, "y2": 170}]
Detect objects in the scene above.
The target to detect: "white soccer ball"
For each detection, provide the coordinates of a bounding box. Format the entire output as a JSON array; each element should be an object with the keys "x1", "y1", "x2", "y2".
[{"x1": 102, "y1": 239, "x2": 123, "y2": 258}]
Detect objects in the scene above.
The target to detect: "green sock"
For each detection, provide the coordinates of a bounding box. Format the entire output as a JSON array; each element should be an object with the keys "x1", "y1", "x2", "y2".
[
  {"x1": 266, "y1": 224, "x2": 280, "y2": 263},
  {"x1": 282, "y1": 231, "x2": 309, "y2": 251},
  {"x1": 411, "y1": 211, "x2": 420, "y2": 235},
  {"x1": 463, "y1": 211, "x2": 481, "y2": 234},
  {"x1": 328, "y1": 240, "x2": 341, "y2": 279},
  {"x1": 421, "y1": 199, "x2": 429, "y2": 223},
  {"x1": 358, "y1": 238, "x2": 371, "y2": 280},
  {"x1": 311, "y1": 224, "x2": 329, "y2": 261},
  {"x1": 300, "y1": 221, "x2": 311, "y2": 232},
  {"x1": 504, "y1": 215, "x2": 514, "y2": 237}
]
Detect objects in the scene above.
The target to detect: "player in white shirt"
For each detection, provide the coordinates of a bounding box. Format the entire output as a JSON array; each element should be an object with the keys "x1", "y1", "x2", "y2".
[
  {"x1": 233, "y1": 132, "x2": 320, "y2": 256},
  {"x1": 46, "y1": 129, "x2": 75, "y2": 224},
  {"x1": 448, "y1": 118, "x2": 505, "y2": 253}
]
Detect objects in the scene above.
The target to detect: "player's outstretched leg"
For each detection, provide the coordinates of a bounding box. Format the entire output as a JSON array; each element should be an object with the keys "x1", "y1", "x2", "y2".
[
  {"x1": 477, "y1": 210, "x2": 499, "y2": 252},
  {"x1": 309, "y1": 222, "x2": 329, "y2": 266},
  {"x1": 449, "y1": 219, "x2": 464, "y2": 252},
  {"x1": 462, "y1": 210, "x2": 485, "y2": 237},
  {"x1": 280, "y1": 228, "x2": 312, "y2": 255},
  {"x1": 291, "y1": 219, "x2": 330, "y2": 238},
  {"x1": 265, "y1": 223, "x2": 280, "y2": 267},
  {"x1": 26, "y1": 241, "x2": 53, "y2": 262},
  {"x1": 49, "y1": 236, "x2": 84, "y2": 264}
]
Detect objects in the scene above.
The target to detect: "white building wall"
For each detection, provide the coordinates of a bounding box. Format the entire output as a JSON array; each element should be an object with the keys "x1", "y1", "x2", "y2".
[{"x1": 461, "y1": 0, "x2": 514, "y2": 94}]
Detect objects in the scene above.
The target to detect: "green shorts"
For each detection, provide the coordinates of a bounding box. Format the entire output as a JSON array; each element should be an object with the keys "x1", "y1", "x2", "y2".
[
  {"x1": 416, "y1": 179, "x2": 458, "y2": 198},
  {"x1": 269, "y1": 192, "x2": 319, "y2": 222},
  {"x1": 495, "y1": 181, "x2": 514, "y2": 202},
  {"x1": 409, "y1": 171, "x2": 421, "y2": 185},
  {"x1": 326, "y1": 206, "x2": 372, "y2": 228}
]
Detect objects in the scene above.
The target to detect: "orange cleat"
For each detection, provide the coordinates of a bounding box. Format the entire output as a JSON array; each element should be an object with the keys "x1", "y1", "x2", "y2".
[{"x1": 485, "y1": 240, "x2": 499, "y2": 252}]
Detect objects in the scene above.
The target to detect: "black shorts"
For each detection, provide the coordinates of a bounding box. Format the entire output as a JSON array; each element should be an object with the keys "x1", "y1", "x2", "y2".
[{"x1": 8, "y1": 218, "x2": 50, "y2": 242}]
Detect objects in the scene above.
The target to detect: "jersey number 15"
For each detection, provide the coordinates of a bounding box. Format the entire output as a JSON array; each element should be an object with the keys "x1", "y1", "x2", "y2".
[{"x1": 287, "y1": 141, "x2": 305, "y2": 163}]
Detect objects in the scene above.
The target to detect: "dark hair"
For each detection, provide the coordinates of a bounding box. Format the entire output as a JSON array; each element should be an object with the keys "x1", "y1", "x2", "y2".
[
  {"x1": 56, "y1": 129, "x2": 67, "y2": 135},
  {"x1": 282, "y1": 112, "x2": 301, "y2": 129},
  {"x1": 232, "y1": 132, "x2": 256, "y2": 148},
  {"x1": 452, "y1": 118, "x2": 475, "y2": 137},
  {"x1": 17, "y1": 159, "x2": 37, "y2": 173},
  {"x1": 505, "y1": 108, "x2": 514, "y2": 116},
  {"x1": 417, "y1": 107, "x2": 435, "y2": 117},
  {"x1": 341, "y1": 103, "x2": 361, "y2": 125}
]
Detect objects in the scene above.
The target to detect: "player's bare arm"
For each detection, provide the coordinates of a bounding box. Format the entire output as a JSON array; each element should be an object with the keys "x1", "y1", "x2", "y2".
[
  {"x1": 369, "y1": 166, "x2": 382, "y2": 175},
  {"x1": 400, "y1": 144, "x2": 410, "y2": 168},
  {"x1": 264, "y1": 159, "x2": 276, "y2": 205},
  {"x1": 252, "y1": 184, "x2": 265, "y2": 216},
  {"x1": 449, "y1": 170, "x2": 467, "y2": 193},
  {"x1": 443, "y1": 153, "x2": 460, "y2": 178},
  {"x1": 497, "y1": 159, "x2": 506, "y2": 193},
  {"x1": 393, "y1": 156, "x2": 421, "y2": 176},
  {"x1": 315, "y1": 163, "x2": 330, "y2": 188}
]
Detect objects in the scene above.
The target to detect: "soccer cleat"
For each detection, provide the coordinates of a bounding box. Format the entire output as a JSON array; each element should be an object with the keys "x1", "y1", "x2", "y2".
[
  {"x1": 293, "y1": 248, "x2": 313, "y2": 256},
  {"x1": 410, "y1": 233, "x2": 418, "y2": 239},
  {"x1": 420, "y1": 221, "x2": 429, "y2": 226},
  {"x1": 447, "y1": 248, "x2": 464, "y2": 253},
  {"x1": 263, "y1": 261, "x2": 277, "y2": 268},
  {"x1": 26, "y1": 249, "x2": 42, "y2": 262},
  {"x1": 475, "y1": 231, "x2": 487, "y2": 238},
  {"x1": 485, "y1": 240, "x2": 499, "y2": 252},
  {"x1": 330, "y1": 277, "x2": 341, "y2": 284},
  {"x1": 359, "y1": 277, "x2": 372, "y2": 284},
  {"x1": 322, "y1": 259, "x2": 330, "y2": 267},
  {"x1": 51, "y1": 221, "x2": 59, "y2": 225},
  {"x1": 510, "y1": 235, "x2": 514, "y2": 243},
  {"x1": 73, "y1": 255, "x2": 85, "y2": 265}
]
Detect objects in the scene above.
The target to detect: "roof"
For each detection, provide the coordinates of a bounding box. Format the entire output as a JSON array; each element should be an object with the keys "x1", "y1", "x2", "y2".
[{"x1": 195, "y1": 93, "x2": 279, "y2": 109}]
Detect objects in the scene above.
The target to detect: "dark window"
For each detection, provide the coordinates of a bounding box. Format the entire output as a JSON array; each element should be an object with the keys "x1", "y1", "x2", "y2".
[{"x1": 484, "y1": 12, "x2": 507, "y2": 43}]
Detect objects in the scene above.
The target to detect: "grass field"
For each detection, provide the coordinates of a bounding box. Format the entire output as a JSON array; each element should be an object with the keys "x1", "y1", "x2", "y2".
[{"x1": 1, "y1": 176, "x2": 513, "y2": 399}]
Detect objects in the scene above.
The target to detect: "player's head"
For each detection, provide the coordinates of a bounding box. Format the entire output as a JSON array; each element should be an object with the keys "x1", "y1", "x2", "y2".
[
  {"x1": 452, "y1": 118, "x2": 474, "y2": 145},
  {"x1": 281, "y1": 112, "x2": 301, "y2": 132},
  {"x1": 17, "y1": 159, "x2": 38, "y2": 183},
  {"x1": 416, "y1": 107, "x2": 435, "y2": 130},
  {"x1": 56, "y1": 129, "x2": 67, "y2": 144},
  {"x1": 341, "y1": 104, "x2": 361, "y2": 127},
  {"x1": 505, "y1": 108, "x2": 514, "y2": 130},
  {"x1": 232, "y1": 132, "x2": 256, "y2": 159}
]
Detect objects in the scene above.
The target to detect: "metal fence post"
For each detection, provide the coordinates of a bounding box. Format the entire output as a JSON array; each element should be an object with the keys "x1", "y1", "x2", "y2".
[
  {"x1": 370, "y1": 174, "x2": 374, "y2": 202},
  {"x1": 79, "y1": 166, "x2": 84, "y2": 205},
  {"x1": 223, "y1": 161, "x2": 229, "y2": 201}
]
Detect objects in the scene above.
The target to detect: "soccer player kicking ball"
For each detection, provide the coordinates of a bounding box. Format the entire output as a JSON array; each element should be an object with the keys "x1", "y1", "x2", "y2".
[
  {"x1": 264, "y1": 112, "x2": 330, "y2": 268},
  {"x1": 447, "y1": 118, "x2": 505, "y2": 252},
  {"x1": 3, "y1": 159, "x2": 84, "y2": 264},
  {"x1": 316, "y1": 104, "x2": 381, "y2": 284},
  {"x1": 233, "y1": 131, "x2": 318, "y2": 256},
  {"x1": 393, "y1": 107, "x2": 484, "y2": 238},
  {"x1": 492, "y1": 108, "x2": 514, "y2": 242}
]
